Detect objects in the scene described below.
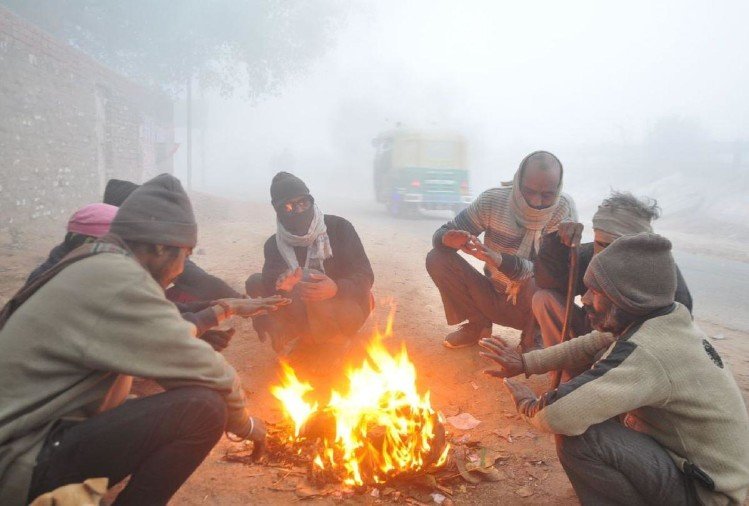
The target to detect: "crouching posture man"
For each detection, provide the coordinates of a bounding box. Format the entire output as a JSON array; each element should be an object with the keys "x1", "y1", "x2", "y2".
[
  {"x1": 246, "y1": 172, "x2": 374, "y2": 355},
  {"x1": 533, "y1": 191, "x2": 693, "y2": 356},
  {"x1": 0, "y1": 174, "x2": 267, "y2": 505},
  {"x1": 426, "y1": 151, "x2": 576, "y2": 350},
  {"x1": 481, "y1": 233, "x2": 749, "y2": 505}
]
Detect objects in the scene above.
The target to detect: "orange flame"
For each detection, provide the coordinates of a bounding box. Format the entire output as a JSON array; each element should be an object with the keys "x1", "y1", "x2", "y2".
[{"x1": 270, "y1": 308, "x2": 449, "y2": 485}]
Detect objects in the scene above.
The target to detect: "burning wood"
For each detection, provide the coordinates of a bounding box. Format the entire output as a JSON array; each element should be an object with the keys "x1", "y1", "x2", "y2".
[{"x1": 269, "y1": 314, "x2": 450, "y2": 486}]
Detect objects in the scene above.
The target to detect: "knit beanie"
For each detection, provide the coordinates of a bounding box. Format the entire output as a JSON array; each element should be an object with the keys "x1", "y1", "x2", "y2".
[
  {"x1": 584, "y1": 233, "x2": 676, "y2": 316},
  {"x1": 592, "y1": 203, "x2": 653, "y2": 244},
  {"x1": 270, "y1": 172, "x2": 310, "y2": 207},
  {"x1": 103, "y1": 179, "x2": 140, "y2": 207},
  {"x1": 67, "y1": 203, "x2": 118, "y2": 238},
  {"x1": 110, "y1": 173, "x2": 197, "y2": 248}
]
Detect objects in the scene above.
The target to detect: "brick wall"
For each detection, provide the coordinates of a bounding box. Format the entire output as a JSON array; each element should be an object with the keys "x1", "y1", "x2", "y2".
[{"x1": 0, "y1": 5, "x2": 174, "y2": 229}]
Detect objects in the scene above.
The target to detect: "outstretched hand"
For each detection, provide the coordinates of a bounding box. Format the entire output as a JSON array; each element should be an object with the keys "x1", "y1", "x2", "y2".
[
  {"x1": 502, "y1": 378, "x2": 537, "y2": 409},
  {"x1": 220, "y1": 296, "x2": 291, "y2": 318},
  {"x1": 479, "y1": 336, "x2": 525, "y2": 378},
  {"x1": 276, "y1": 267, "x2": 303, "y2": 292}
]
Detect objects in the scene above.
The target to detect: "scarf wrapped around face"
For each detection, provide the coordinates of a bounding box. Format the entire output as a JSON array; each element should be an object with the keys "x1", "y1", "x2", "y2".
[
  {"x1": 496, "y1": 161, "x2": 563, "y2": 303},
  {"x1": 275, "y1": 205, "x2": 333, "y2": 272}
]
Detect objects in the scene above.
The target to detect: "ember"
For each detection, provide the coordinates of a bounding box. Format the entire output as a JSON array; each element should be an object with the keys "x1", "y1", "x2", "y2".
[{"x1": 270, "y1": 312, "x2": 450, "y2": 486}]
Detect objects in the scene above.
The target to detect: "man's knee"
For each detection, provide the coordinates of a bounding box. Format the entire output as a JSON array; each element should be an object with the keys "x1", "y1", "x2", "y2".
[
  {"x1": 172, "y1": 387, "x2": 227, "y2": 438},
  {"x1": 532, "y1": 289, "x2": 564, "y2": 319},
  {"x1": 425, "y1": 247, "x2": 455, "y2": 277},
  {"x1": 245, "y1": 273, "x2": 264, "y2": 297}
]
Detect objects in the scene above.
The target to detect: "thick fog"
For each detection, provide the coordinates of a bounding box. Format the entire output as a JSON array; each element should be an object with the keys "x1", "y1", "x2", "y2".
[{"x1": 171, "y1": 0, "x2": 748, "y2": 234}]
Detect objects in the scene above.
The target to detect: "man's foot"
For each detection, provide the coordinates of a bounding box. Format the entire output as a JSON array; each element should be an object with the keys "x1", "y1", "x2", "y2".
[{"x1": 443, "y1": 322, "x2": 492, "y2": 349}]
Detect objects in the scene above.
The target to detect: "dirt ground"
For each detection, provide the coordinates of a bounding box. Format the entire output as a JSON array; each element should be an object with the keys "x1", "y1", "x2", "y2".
[{"x1": 1, "y1": 193, "x2": 748, "y2": 505}]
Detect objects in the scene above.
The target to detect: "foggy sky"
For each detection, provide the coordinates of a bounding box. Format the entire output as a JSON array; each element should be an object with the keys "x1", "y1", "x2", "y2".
[{"x1": 174, "y1": 0, "x2": 749, "y2": 210}]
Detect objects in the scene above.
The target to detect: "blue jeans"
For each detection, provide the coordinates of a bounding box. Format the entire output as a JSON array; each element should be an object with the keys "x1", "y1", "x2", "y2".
[{"x1": 27, "y1": 387, "x2": 227, "y2": 505}]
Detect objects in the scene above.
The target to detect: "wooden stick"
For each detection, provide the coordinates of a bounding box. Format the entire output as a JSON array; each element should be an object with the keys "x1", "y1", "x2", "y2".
[{"x1": 553, "y1": 243, "x2": 579, "y2": 389}]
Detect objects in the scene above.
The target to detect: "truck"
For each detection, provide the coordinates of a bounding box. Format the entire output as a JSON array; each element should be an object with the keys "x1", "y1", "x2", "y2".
[{"x1": 372, "y1": 129, "x2": 471, "y2": 217}]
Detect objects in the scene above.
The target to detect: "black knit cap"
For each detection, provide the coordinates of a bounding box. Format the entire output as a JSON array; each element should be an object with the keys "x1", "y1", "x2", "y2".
[
  {"x1": 110, "y1": 173, "x2": 197, "y2": 248},
  {"x1": 103, "y1": 179, "x2": 140, "y2": 207},
  {"x1": 270, "y1": 172, "x2": 310, "y2": 208}
]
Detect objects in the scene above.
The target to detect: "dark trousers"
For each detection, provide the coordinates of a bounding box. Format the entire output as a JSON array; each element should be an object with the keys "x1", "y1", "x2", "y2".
[
  {"x1": 425, "y1": 248, "x2": 536, "y2": 338},
  {"x1": 557, "y1": 420, "x2": 697, "y2": 506},
  {"x1": 246, "y1": 273, "x2": 371, "y2": 345},
  {"x1": 27, "y1": 387, "x2": 227, "y2": 506}
]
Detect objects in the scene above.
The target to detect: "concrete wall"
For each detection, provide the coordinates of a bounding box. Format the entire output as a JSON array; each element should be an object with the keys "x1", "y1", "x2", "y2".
[{"x1": 0, "y1": 6, "x2": 174, "y2": 228}]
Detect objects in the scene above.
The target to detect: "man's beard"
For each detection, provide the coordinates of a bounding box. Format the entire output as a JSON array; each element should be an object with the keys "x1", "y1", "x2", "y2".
[{"x1": 584, "y1": 303, "x2": 635, "y2": 336}]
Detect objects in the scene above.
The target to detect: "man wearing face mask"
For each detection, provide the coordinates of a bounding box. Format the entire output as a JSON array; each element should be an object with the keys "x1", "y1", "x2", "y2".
[
  {"x1": 0, "y1": 174, "x2": 268, "y2": 505},
  {"x1": 479, "y1": 234, "x2": 749, "y2": 506},
  {"x1": 246, "y1": 172, "x2": 375, "y2": 355},
  {"x1": 426, "y1": 151, "x2": 577, "y2": 351}
]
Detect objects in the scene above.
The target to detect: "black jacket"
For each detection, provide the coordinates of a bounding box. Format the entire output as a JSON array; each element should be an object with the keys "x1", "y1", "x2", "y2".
[
  {"x1": 535, "y1": 231, "x2": 694, "y2": 314},
  {"x1": 261, "y1": 215, "x2": 374, "y2": 312}
]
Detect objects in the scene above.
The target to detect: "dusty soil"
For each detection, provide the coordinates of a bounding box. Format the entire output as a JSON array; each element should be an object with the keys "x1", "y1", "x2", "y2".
[{"x1": 1, "y1": 193, "x2": 747, "y2": 505}]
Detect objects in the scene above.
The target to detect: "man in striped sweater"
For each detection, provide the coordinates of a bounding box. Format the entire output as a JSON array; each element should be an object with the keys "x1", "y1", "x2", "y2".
[
  {"x1": 426, "y1": 151, "x2": 577, "y2": 350},
  {"x1": 480, "y1": 233, "x2": 749, "y2": 505}
]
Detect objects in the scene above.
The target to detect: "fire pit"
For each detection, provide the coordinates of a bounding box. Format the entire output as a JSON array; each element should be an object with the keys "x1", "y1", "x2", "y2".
[{"x1": 269, "y1": 315, "x2": 450, "y2": 487}]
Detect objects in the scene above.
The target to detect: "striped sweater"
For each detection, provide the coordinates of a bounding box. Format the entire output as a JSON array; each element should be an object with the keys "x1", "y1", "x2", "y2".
[
  {"x1": 433, "y1": 187, "x2": 577, "y2": 291},
  {"x1": 517, "y1": 304, "x2": 749, "y2": 505}
]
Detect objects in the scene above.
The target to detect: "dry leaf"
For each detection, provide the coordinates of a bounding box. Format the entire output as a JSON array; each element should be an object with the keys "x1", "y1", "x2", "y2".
[
  {"x1": 446, "y1": 413, "x2": 481, "y2": 430},
  {"x1": 515, "y1": 486, "x2": 534, "y2": 497}
]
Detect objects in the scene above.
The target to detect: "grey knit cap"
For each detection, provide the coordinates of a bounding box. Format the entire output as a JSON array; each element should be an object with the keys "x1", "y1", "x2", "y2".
[
  {"x1": 270, "y1": 172, "x2": 310, "y2": 207},
  {"x1": 110, "y1": 173, "x2": 197, "y2": 248},
  {"x1": 584, "y1": 232, "x2": 676, "y2": 316}
]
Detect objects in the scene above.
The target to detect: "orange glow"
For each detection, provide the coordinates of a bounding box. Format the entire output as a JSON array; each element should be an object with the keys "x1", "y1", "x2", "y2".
[{"x1": 270, "y1": 309, "x2": 449, "y2": 485}]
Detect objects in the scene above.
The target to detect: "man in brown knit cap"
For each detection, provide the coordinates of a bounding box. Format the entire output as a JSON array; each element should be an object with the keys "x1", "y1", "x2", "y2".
[{"x1": 481, "y1": 233, "x2": 749, "y2": 505}]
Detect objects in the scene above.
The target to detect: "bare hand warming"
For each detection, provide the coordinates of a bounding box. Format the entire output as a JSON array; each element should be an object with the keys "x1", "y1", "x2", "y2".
[
  {"x1": 298, "y1": 272, "x2": 338, "y2": 301},
  {"x1": 442, "y1": 229, "x2": 471, "y2": 249},
  {"x1": 276, "y1": 267, "x2": 303, "y2": 292},
  {"x1": 479, "y1": 336, "x2": 525, "y2": 378}
]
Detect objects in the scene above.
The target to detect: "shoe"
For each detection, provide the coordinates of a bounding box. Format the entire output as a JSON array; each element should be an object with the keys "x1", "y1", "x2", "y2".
[{"x1": 443, "y1": 322, "x2": 492, "y2": 349}]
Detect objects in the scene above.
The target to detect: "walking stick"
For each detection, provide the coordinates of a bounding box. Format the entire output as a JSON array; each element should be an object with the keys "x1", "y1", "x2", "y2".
[{"x1": 552, "y1": 243, "x2": 580, "y2": 389}]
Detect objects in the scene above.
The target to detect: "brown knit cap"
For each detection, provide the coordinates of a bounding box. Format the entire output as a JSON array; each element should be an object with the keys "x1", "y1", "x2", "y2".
[
  {"x1": 583, "y1": 232, "x2": 676, "y2": 316},
  {"x1": 110, "y1": 173, "x2": 197, "y2": 248}
]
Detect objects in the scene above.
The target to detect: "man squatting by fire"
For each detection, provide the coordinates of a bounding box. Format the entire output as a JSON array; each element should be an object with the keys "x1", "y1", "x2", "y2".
[
  {"x1": 481, "y1": 233, "x2": 749, "y2": 505},
  {"x1": 0, "y1": 174, "x2": 288, "y2": 505},
  {"x1": 247, "y1": 171, "x2": 375, "y2": 355},
  {"x1": 532, "y1": 190, "x2": 694, "y2": 380},
  {"x1": 426, "y1": 150, "x2": 577, "y2": 351}
]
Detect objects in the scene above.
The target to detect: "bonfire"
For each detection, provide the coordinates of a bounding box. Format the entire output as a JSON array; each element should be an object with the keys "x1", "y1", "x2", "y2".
[{"x1": 270, "y1": 313, "x2": 450, "y2": 486}]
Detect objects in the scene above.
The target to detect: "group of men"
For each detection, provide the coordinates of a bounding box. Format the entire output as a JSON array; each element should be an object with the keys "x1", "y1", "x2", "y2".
[{"x1": 0, "y1": 151, "x2": 747, "y2": 505}]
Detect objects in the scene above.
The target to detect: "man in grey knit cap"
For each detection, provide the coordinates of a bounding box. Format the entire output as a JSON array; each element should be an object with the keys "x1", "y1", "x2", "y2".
[
  {"x1": 481, "y1": 233, "x2": 749, "y2": 505},
  {"x1": 0, "y1": 174, "x2": 271, "y2": 505}
]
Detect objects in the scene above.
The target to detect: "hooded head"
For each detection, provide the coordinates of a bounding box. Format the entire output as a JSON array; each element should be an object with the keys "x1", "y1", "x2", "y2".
[
  {"x1": 103, "y1": 179, "x2": 140, "y2": 207},
  {"x1": 591, "y1": 191, "x2": 659, "y2": 254},
  {"x1": 67, "y1": 203, "x2": 118, "y2": 238},
  {"x1": 582, "y1": 232, "x2": 676, "y2": 334},
  {"x1": 109, "y1": 174, "x2": 197, "y2": 288},
  {"x1": 270, "y1": 171, "x2": 314, "y2": 235}
]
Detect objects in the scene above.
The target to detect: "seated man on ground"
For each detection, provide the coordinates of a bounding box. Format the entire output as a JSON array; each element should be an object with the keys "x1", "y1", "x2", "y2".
[
  {"x1": 24, "y1": 198, "x2": 281, "y2": 352},
  {"x1": 532, "y1": 191, "x2": 693, "y2": 374},
  {"x1": 246, "y1": 172, "x2": 374, "y2": 355},
  {"x1": 0, "y1": 174, "x2": 269, "y2": 505},
  {"x1": 480, "y1": 233, "x2": 749, "y2": 505},
  {"x1": 426, "y1": 151, "x2": 577, "y2": 351},
  {"x1": 104, "y1": 178, "x2": 244, "y2": 302}
]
